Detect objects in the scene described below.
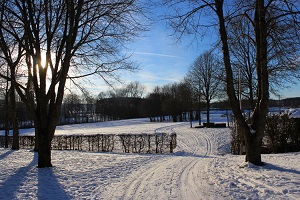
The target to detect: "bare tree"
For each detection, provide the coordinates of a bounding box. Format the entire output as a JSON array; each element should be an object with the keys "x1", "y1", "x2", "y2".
[
  {"x1": 163, "y1": 0, "x2": 300, "y2": 165},
  {"x1": 0, "y1": 70, "x2": 10, "y2": 148},
  {"x1": 159, "y1": 82, "x2": 192, "y2": 122},
  {"x1": 82, "y1": 92, "x2": 96, "y2": 122},
  {"x1": 125, "y1": 81, "x2": 145, "y2": 98},
  {"x1": 185, "y1": 50, "x2": 225, "y2": 126},
  {"x1": 228, "y1": 4, "x2": 300, "y2": 110},
  {"x1": 139, "y1": 87, "x2": 164, "y2": 122},
  {"x1": 0, "y1": 5, "x2": 22, "y2": 150},
  {"x1": 107, "y1": 81, "x2": 145, "y2": 98},
  {"x1": 0, "y1": 0, "x2": 145, "y2": 167},
  {"x1": 63, "y1": 93, "x2": 82, "y2": 123},
  {"x1": 227, "y1": 16, "x2": 257, "y2": 111}
]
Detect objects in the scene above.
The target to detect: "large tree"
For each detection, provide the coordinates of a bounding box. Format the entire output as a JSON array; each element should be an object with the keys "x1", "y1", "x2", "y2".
[
  {"x1": 227, "y1": 16, "x2": 257, "y2": 111},
  {"x1": 163, "y1": 0, "x2": 300, "y2": 165},
  {"x1": 228, "y1": 3, "x2": 300, "y2": 111},
  {"x1": 0, "y1": 8, "x2": 22, "y2": 150},
  {"x1": 185, "y1": 50, "x2": 224, "y2": 125},
  {"x1": 62, "y1": 93, "x2": 82, "y2": 124},
  {"x1": 0, "y1": 0, "x2": 145, "y2": 167}
]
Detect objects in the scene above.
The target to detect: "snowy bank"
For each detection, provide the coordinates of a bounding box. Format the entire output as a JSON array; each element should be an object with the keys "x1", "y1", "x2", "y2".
[{"x1": 0, "y1": 119, "x2": 299, "y2": 199}]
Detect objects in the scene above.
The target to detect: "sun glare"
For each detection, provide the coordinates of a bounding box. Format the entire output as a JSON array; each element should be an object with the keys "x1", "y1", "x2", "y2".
[{"x1": 40, "y1": 51, "x2": 47, "y2": 68}]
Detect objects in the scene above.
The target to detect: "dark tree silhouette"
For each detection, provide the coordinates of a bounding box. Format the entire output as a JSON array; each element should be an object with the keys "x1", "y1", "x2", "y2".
[
  {"x1": 185, "y1": 50, "x2": 225, "y2": 125},
  {"x1": 163, "y1": 0, "x2": 300, "y2": 165},
  {"x1": 0, "y1": 0, "x2": 145, "y2": 167}
]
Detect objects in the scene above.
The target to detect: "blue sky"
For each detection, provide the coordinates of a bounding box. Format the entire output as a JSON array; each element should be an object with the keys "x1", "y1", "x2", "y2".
[
  {"x1": 86, "y1": 21, "x2": 204, "y2": 95},
  {"x1": 85, "y1": 6, "x2": 300, "y2": 100},
  {"x1": 122, "y1": 27, "x2": 200, "y2": 90},
  {"x1": 88, "y1": 26, "x2": 300, "y2": 99}
]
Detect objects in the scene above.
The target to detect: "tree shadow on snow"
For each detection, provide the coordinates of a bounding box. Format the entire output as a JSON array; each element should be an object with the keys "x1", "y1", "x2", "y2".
[
  {"x1": 173, "y1": 151, "x2": 213, "y2": 158},
  {"x1": 0, "y1": 151, "x2": 37, "y2": 200},
  {"x1": 38, "y1": 167, "x2": 71, "y2": 200},
  {"x1": 265, "y1": 163, "x2": 300, "y2": 175},
  {"x1": 0, "y1": 150, "x2": 14, "y2": 160},
  {"x1": 0, "y1": 151, "x2": 71, "y2": 200}
]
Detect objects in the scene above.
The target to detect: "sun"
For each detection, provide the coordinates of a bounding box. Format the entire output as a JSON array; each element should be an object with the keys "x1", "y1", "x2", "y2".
[
  {"x1": 38, "y1": 50, "x2": 56, "y2": 80},
  {"x1": 40, "y1": 50, "x2": 47, "y2": 69}
]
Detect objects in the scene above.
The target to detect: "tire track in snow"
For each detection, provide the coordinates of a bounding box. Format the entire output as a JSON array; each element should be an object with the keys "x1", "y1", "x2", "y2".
[
  {"x1": 154, "y1": 122, "x2": 184, "y2": 134},
  {"x1": 122, "y1": 156, "x2": 183, "y2": 200},
  {"x1": 107, "y1": 123, "x2": 217, "y2": 199},
  {"x1": 177, "y1": 132, "x2": 200, "y2": 155},
  {"x1": 175, "y1": 127, "x2": 215, "y2": 199},
  {"x1": 178, "y1": 159, "x2": 201, "y2": 199},
  {"x1": 121, "y1": 123, "x2": 186, "y2": 199},
  {"x1": 158, "y1": 124, "x2": 212, "y2": 199},
  {"x1": 203, "y1": 132, "x2": 213, "y2": 156},
  {"x1": 155, "y1": 123, "x2": 203, "y2": 155},
  {"x1": 175, "y1": 126, "x2": 213, "y2": 157}
]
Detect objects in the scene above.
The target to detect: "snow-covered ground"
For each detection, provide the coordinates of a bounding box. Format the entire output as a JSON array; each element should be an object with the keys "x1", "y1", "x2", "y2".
[{"x1": 0, "y1": 117, "x2": 300, "y2": 199}]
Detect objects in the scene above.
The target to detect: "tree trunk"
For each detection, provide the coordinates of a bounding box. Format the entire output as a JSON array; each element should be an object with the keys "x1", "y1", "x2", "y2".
[
  {"x1": 10, "y1": 85, "x2": 19, "y2": 150},
  {"x1": 189, "y1": 110, "x2": 193, "y2": 128},
  {"x1": 11, "y1": 117, "x2": 19, "y2": 150},
  {"x1": 37, "y1": 129, "x2": 52, "y2": 168},
  {"x1": 244, "y1": 0, "x2": 268, "y2": 165},
  {"x1": 34, "y1": 129, "x2": 39, "y2": 152},
  {"x1": 244, "y1": 130, "x2": 264, "y2": 165},
  {"x1": 4, "y1": 80, "x2": 9, "y2": 148},
  {"x1": 36, "y1": 114, "x2": 58, "y2": 167},
  {"x1": 4, "y1": 127, "x2": 9, "y2": 148},
  {"x1": 172, "y1": 115, "x2": 177, "y2": 122},
  {"x1": 215, "y1": 0, "x2": 268, "y2": 165},
  {"x1": 206, "y1": 102, "x2": 210, "y2": 125},
  {"x1": 35, "y1": 84, "x2": 63, "y2": 167},
  {"x1": 249, "y1": 79, "x2": 255, "y2": 111},
  {"x1": 198, "y1": 95, "x2": 201, "y2": 125}
]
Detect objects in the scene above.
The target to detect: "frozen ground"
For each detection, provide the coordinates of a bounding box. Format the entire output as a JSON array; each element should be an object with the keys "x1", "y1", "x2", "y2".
[{"x1": 0, "y1": 117, "x2": 300, "y2": 200}]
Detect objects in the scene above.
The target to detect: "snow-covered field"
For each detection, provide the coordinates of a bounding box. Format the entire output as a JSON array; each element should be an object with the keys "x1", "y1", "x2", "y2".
[{"x1": 0, "y1": 117, "x2": 300, "y2": 200}]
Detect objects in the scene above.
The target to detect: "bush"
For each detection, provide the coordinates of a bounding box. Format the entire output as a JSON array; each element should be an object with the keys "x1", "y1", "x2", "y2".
[
  {"x1": 0, "y1": 133, "x2": 177, "y2": 154},
  {"x1": 265, "y1": 114, "x2": 298, "y2": 153},
  {"x1": 231, "y1": 113, "x2": 300, "y2": 154}
]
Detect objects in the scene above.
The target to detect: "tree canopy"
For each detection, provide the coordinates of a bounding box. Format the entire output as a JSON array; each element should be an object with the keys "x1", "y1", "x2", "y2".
[
  {"x1": 0, "y1": 0, "x2": 146, "y2": 167},
  {"x1": 162, "y1": 0, "x2": 300, "y2": 165}
]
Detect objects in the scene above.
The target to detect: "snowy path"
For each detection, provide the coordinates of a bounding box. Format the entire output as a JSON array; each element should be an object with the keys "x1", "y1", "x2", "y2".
[
  {"x1": 98, "y1": 123, "x2": 225, "y2": 199},
  {"x1": 1, "y1": 118, "x2": 300, "y2": 199}
]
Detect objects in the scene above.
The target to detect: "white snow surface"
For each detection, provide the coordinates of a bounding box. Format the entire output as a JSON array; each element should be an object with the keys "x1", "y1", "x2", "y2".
[
  {"x1": 1, "y1": 118, "x2": 300, "y2": 200},
  {"x1": 289, "y1": 108, "x2": 300, "y2": 118}
]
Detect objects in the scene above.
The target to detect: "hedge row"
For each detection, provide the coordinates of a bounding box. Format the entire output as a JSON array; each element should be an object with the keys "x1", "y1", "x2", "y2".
[
  {"x1": 264, "y1": 114, "x2": 300, "y2": 153},
  {"x1": 231, "y1": 114, "x2": 300, "y2": 154},
  {"x1": 0, "y1": 133, "x2": 177, "y2": 154}
]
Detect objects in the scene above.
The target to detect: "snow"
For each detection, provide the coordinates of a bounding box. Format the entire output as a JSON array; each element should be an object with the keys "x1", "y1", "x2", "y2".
[
  {"x1": 1, "y1": 117, "x2": 300, "y2": 200},
  {"x1": 289, "y1": 108, "x2": 300, "y2": 118}
]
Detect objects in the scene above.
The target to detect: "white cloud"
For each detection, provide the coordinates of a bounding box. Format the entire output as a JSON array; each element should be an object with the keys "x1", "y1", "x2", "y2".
[{"x1": 125, "y1": 51, "x2": 185, "y2": 59}]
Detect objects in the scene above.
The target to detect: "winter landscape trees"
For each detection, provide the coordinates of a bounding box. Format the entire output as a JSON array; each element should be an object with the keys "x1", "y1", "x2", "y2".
[
  {"x1": 163, "y1": 0, "x2": 300, "y2": 165},
  {"x1": 0, "y1": 0, "x2": 300, "y2": 170},
  {"x1": 0, "y1": 0, "x2": 145, "y2": 168},
  {"x1": 185, "y1": 50, "x2": 225, "y2": 126}
]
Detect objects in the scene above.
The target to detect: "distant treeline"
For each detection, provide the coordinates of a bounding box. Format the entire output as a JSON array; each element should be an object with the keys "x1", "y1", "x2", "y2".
[
  {"x1": 0, "y1": 95, "x2": 195, "y2": 129},
  {"x1": 0, "y1": 97, "x2": 144, "y2": 129},
  {"x1": 212, "y1": 97, "x2": 300, "y2": 110},
  {"x1": 1, "y1": 95, "x2": 299, "y2": 130},
  {"x1": 269, "y1": 97, "x2": 300, "y2": 108},
  {"x1": 0, "y1": 82, "x2": 197, "y2": 129}
]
